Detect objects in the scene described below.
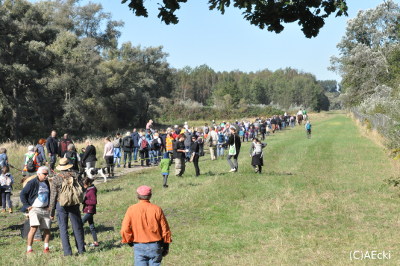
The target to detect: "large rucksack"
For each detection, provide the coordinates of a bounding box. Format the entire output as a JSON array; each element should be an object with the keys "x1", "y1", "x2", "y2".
[
  {"x1": 26, "y1": 154, "x2": 36, "y2": 173},
  {"x1": 218, "y1": 133, "x2": 225, "y2": 143},
  {"x1": 123, "y1": 137, "x2": 132, "y2": 148},
  {"x1": 59, "y1": 173, "x2": 83, "y2": 207},
  {"x1": 140, "y1": 138, "x2": 149, "y2": 151},
  {"x1": 151, "y1": 139, "x2": 160, "y2": 150}
]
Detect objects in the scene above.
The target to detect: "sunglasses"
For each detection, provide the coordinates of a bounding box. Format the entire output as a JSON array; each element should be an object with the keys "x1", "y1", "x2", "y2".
[{"x1": 41, "y1": 173, "x2": 49, "y2": 176}]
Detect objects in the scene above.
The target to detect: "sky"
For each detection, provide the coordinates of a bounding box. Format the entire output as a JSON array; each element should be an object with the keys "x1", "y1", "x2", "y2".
[{"x1": 76, "y1": 1, "x2": 387, "y2": 81}]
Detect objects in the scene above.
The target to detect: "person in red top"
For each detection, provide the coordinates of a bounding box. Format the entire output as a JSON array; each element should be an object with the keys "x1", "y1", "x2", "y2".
[{"x1": 120, "y1": 185, "x2": 172, "y2": 265}]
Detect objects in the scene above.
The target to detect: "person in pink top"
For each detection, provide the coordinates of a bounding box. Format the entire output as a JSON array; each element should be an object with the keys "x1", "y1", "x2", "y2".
[{"x1": 103, "y1": 136, "x2": 114, "y2": 177}]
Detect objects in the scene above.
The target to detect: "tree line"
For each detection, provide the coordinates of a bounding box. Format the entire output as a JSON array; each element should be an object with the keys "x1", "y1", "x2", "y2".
[
  {"x1": 0, "y1": 0, "x2": 337, "y2": 142},
  {"x1": 330, "y1": 0, "x2": 400, "y2": 148}
]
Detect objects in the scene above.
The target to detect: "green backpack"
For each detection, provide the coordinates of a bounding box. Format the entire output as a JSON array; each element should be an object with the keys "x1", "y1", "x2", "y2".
[{"x1": 59, "y1": 173, "x2": 83, "y2": 207}]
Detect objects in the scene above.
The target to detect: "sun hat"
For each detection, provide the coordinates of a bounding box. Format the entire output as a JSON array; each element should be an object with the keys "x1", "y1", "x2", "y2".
[
  {"x1": 137, "y1": 185, "x2": 152, "y2": 196},
  {"x1": 56, "y1": 158, "x2": 74, "y2": 171}
]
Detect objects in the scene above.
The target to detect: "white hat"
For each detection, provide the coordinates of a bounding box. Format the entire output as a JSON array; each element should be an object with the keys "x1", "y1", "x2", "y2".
[{"x1": 28, "y1": 145, "x2": 34, "y2": 152}]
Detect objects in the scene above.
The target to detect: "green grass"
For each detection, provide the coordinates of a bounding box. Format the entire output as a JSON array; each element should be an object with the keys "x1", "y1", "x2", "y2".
[{"x1": 1, "y1": 113, "x2": 399, "y2": 265}]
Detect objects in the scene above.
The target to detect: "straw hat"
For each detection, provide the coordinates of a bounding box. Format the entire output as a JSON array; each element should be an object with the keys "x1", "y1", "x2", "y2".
[{"x1": 56, "y1": 158, "x2": 73, "y2": 171}]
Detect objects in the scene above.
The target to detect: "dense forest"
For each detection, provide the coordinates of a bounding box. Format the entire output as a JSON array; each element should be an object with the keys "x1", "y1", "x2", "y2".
[
  {"x1": 330, "y1": 0, "x2": 400, "y2": 148},
  {"x1": 0, "y1": 0, "x2": 337, "y2": 141}
]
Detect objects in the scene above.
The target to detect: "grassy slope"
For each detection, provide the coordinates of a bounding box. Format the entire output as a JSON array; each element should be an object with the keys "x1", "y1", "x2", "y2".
[{"x1": 1, "y1": 113, "x2": 399, "y2": 265}]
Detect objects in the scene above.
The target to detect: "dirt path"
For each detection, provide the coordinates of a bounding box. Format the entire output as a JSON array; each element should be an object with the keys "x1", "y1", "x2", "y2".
[{"x1": 10, "y1": 164, "x2": 154, "y2": 209}]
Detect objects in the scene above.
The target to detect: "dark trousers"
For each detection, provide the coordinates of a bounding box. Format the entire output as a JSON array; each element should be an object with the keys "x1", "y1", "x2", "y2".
[
  {"x1": 192, "y1": 154, "x2": 200, "y2": 176},
  {"x1": 163, "y1": 174, "x2": 168, "y2": 187},
  {"x1": 123, "y1": 151, "x2": 132, "y2": 165},
  {"x1": 140, "y1": 150, "x2": 150, "y2": 166},
  {"x1": 56, "y1": 203, "x2": 85, "y2": 256},
  {"x1": 105, "y1": 156, "x2": 114, "y2": 175},
  {"x1": 1, "y1": 191, "x2": 12, "y2": 209},
  {"x1": 49, "y1": 154, "x2": 57, "y2": 171},
  {"x1": 82, "y1": 213, "x2": 98, "y2": 242}
]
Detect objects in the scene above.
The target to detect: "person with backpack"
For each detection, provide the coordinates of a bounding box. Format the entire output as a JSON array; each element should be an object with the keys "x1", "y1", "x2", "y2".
[
  {"x1": 151, "y1": 133, "x2": 162, "y2": 165},
  {"x1": 49, "y1": 158, "x2": 85, "y2": 256},
  {"x1": 20, "y1": 166, "x2": 52, "y2": 254},
  {"x1": 305, "y1": 120, "x2": 312, "y2": 139},
  {"x1": 131, "y1": 129, "x2": 140, "y2": 163},
  {"x1": 23, "y1": 145, "x2": 39, "y2": 177},
  {"x1": 35, "y1": 139, "x2": 47, "y2": 166},
  {"x1": 81, "y1": 139, "x2": 97, "y2": 170},
  {"x1": 249, "y1": 138, "x2": 266, "y2": 174},
  {"x1": 59, "y1": 133, "x2": 73, "y2": 158},
  {"x1": 0, "y1": 147, "x2": 8, "y2": 174},
  {"x1": 46, "y1": 130, "x2": 59, "y2": 171},
  {"x1": 225, "y1": 127, "x2": 241, "y2": 173},
  {"x1": 64, "y1": 144, "x2": 80, "y2": 172},
  {"x1": 173, "y1": 134, "x2": 186, "y2": 176},
  {"x1": 138, "y1": 132, "x2": 150, "y2": 167},
  {"x1": 113, "y1": 133, "x2": 122, "y2": 167},
  {"x1": 207, "y1": 127, "x2": 218, "y2": 161},
  {"x1": 122, "y1": 132, "x2": 133, "y2": 168},
  {"x1": 0, "y1": 166, "x2": 14, "y2": 213},
  {"x1": 183, "y1": 129, "x2": 192, "y2": 162},
  {"x1": 82, "y1": 177, "x2": 99, "y2": 247},
  {"x1": 103, "y1": 136, "x2": 114, "y2": 177},
  {"x1": 217, "y1": 131, "x2": 226, "y2": 158}
]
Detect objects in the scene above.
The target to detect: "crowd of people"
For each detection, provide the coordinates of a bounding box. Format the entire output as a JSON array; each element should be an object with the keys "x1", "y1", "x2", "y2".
[{"x1": 0, "y1": 110, "x2": 311, "y2": 264}]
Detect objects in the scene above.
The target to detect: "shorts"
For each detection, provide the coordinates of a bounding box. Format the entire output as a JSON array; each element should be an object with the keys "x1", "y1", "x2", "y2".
[
  {"x1": 114, "y1": 147, "x2": 121, "y2": 158},
  {"x1": 29, "y1": 207, "x2": 51, "y2": 230}
]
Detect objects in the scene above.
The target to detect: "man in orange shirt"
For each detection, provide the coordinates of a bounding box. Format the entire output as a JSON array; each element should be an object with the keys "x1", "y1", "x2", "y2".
[{"x1": 121, "y1": 185, "x2": 172, "y2": 265}]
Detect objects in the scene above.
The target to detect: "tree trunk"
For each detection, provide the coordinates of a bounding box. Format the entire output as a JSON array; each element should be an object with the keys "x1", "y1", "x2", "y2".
[{"x1": 11, "y1": 86, "x2": 20, "y2": 140}]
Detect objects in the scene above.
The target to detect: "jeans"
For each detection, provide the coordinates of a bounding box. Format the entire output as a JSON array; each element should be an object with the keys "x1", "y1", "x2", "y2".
[
  {"x1": 56, "y1": 203, "x2": 85, "y2": 256},
  {"x1": 1, "y1": 191, "x2": 12, "y2": 209},
  {"x1": 185, "y1": 145, "x2": 191, "y2": 160},
  {"x1": 49, "y1": 154, "x2": 57, "y2": 170},
  {"x1": 134, "y1": 242, "x2": 163, "y2": 266},
  {"x1": 133, "y1": 147, "x2": 139, "y2": 161},
  {"x1": 140, "y1": 150, "x2": 150, "y2": 166},
  {"x1": 151, "y1": 150, "x2": 161, "y2": 164},
  {"x1": 124, "y1": 151, "x2": 132, "y2": 165},
  {"x1": 216, "y1": 145, "x2": 225, "y2": 157},
  {"x1": 227, "y1": 153, "x2": 239, "y2": 171},
  {"x1": 113, "y1": 148, "x2": 121, "y2": 166},
  {"x1": 82, "y1": 213, "x2": 98, "y2": 242}
]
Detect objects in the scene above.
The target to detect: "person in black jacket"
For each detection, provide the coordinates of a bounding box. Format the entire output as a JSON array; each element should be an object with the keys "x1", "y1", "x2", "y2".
[
  {"x1": 20, "y1": 166, "x2": 52, "y2": 254},
  {"x1": 226, "y1": 127, "x2": 241, "y2": 172},
  {"x1": 46, "y1": 130, "x2": 59, "y2": 171},
  {"x1": 190, "y1": 135, "x2": 200, "y2": 177},
  {"x1": 122, "y1": 132, "x2": 133, "y2": 168},
  {"x1": 81, "y1": 139, "x2": 97, "y2": 169},
  {"x1": 131, "y1": 129, "x2": 140, "y2": 163}
]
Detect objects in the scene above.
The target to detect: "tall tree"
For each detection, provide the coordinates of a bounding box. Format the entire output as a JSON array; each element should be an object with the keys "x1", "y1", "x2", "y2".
[{"x1": 121, "y1": 0, "x2": 348, "y2": 38}]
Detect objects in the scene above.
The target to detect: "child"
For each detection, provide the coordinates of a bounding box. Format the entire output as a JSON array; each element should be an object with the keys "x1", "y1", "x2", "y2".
[
  {"x1": 82, "y1": 178, "x2": 99, "y2": 247},
  {"x1": 0, "y1": 166, "x2": 14, "y2": 213},
  {"x1": 0, "y1": 148, "x2": 8, "y2": 174},
  {"x1": 160, "y1": 152, "x2": 171, "y2": 188},
  {"x1": 249, "y1": 138, "x2": 266, "y2": 174},
  {"x1": 305, "y1": 121, "x2": 312, "y2": 139}
]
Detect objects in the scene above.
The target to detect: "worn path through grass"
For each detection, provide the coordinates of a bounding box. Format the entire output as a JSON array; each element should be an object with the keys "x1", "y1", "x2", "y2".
[{"x1": 1, "y1": 113, "x2": 399, "y2": 265}]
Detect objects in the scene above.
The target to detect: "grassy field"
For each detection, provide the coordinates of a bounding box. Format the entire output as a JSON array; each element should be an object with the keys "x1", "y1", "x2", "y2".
[{"x1": 1, "y1": 112, "x2": 399, "y2": 265}]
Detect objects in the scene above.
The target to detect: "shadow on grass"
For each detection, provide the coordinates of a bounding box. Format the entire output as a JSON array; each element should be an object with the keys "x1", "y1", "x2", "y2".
[
  {"x1": 98, "y1": 187, "x2": 123, "y2": 194},
  {"x1": 85, "y1": 224, "x2": 114, "y2": 234},
  {"x1": 265, "y1": 171, "x2": 294, "y2": 176}
]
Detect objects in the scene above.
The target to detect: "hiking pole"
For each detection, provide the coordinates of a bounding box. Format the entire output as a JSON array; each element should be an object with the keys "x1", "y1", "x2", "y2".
[{"x1": 8, "y1": 164, "x2": 24, "y2": 172}]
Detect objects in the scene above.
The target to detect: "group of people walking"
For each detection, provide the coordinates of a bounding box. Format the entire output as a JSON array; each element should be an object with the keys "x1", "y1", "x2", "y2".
[{"x1": 0, "y1": 111, "x2": 311, "y2": 265}]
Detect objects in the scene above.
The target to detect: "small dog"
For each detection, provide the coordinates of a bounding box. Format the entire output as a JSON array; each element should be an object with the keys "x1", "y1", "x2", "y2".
[{"x1": 85, "y1": 167, "x2": 109, "y2": 183}]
